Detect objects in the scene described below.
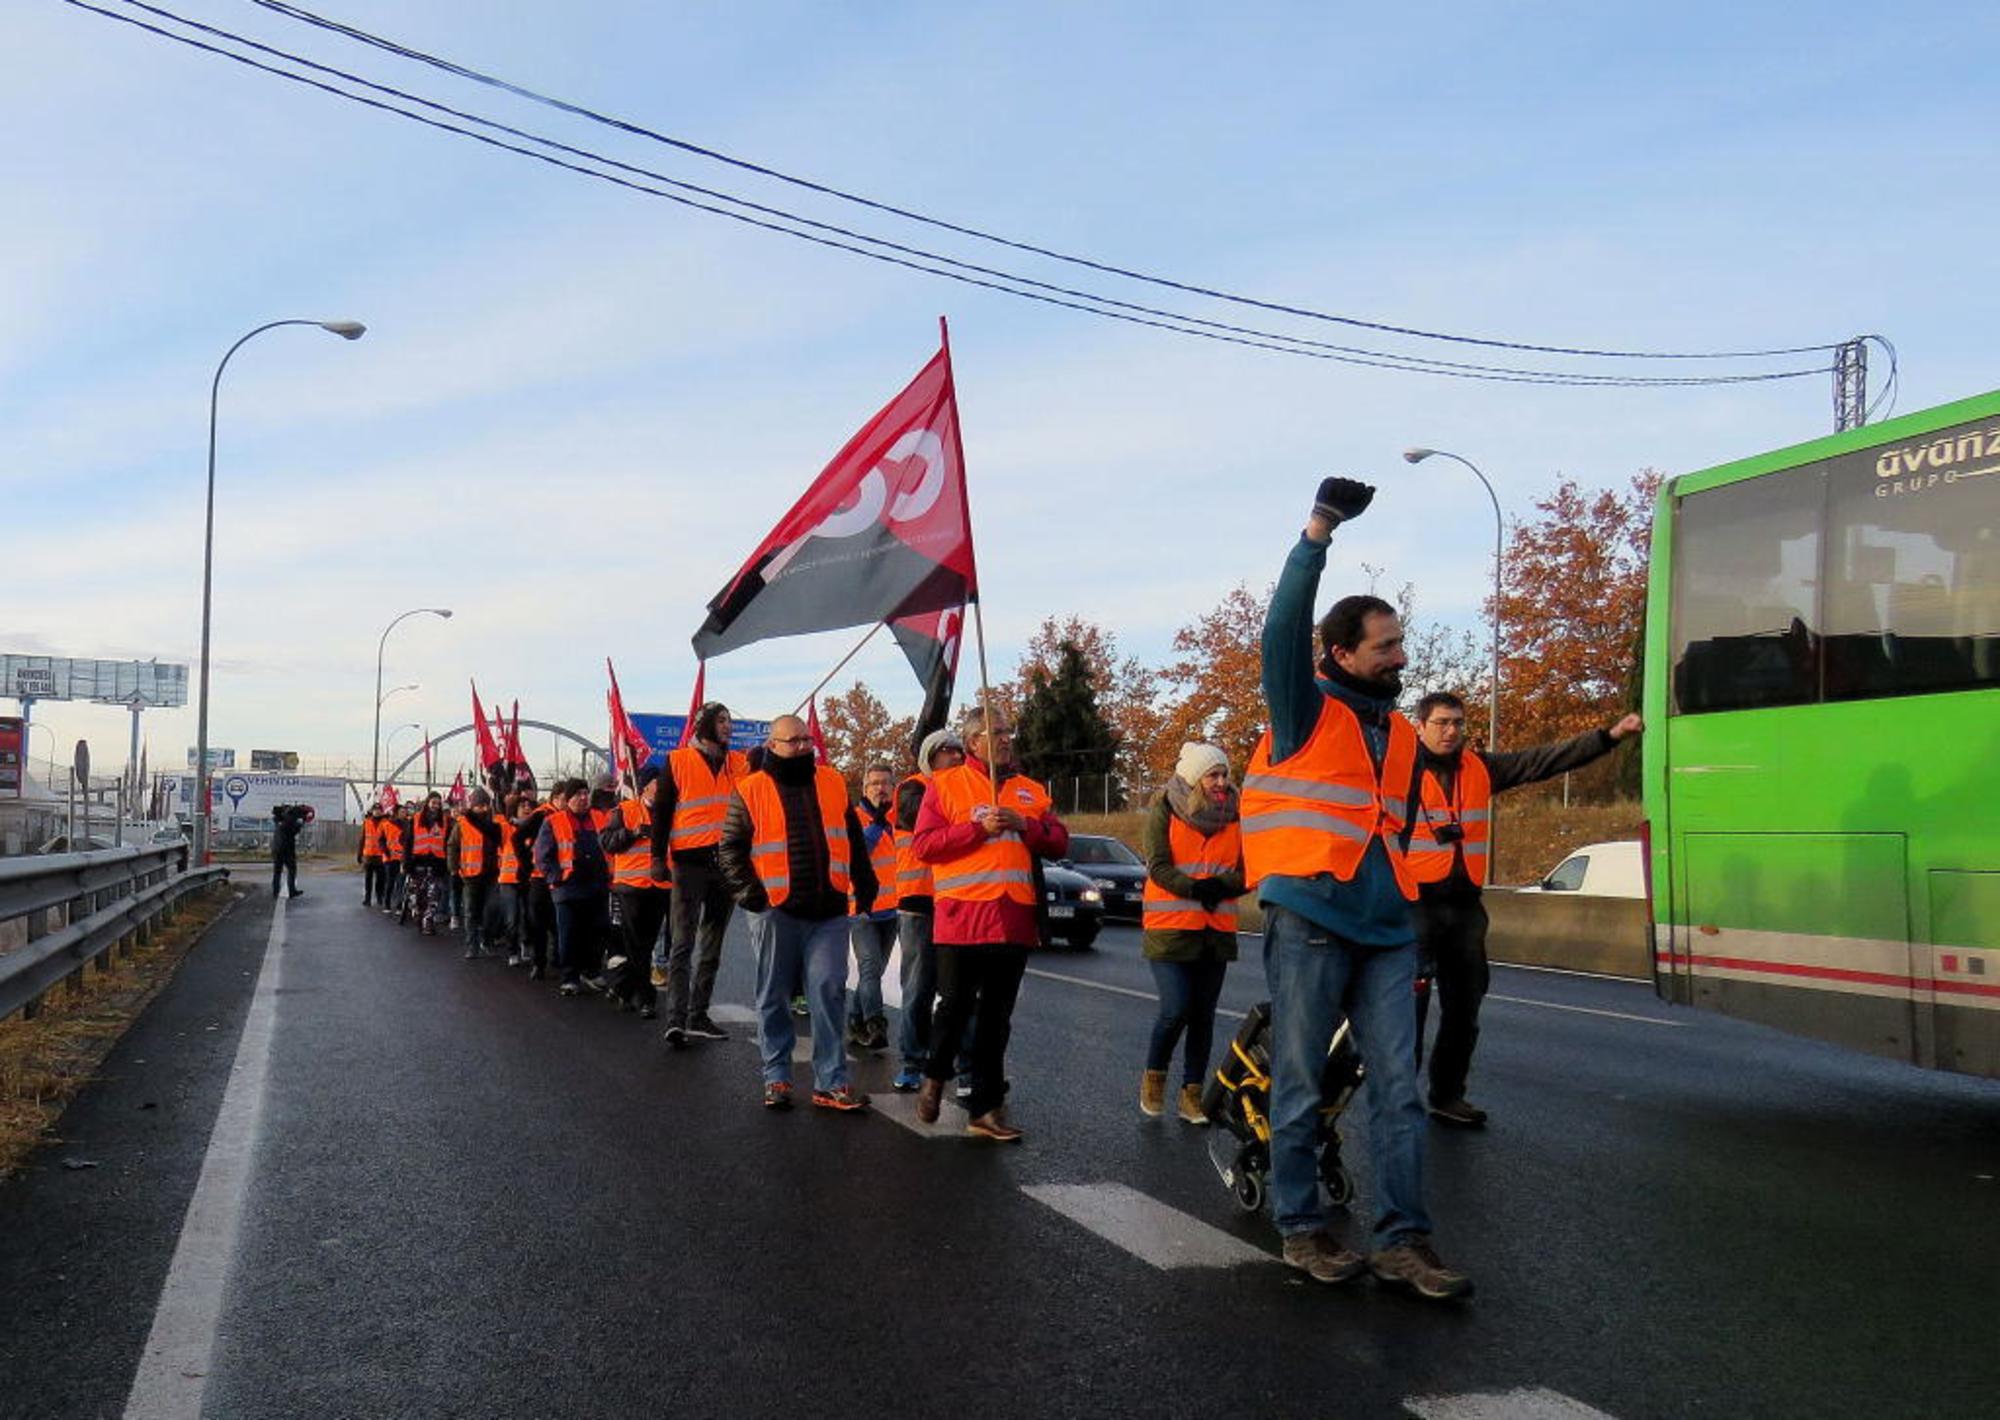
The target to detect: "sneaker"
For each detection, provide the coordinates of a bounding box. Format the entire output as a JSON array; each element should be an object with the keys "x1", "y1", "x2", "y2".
[
  {"x1": 965, "y1": 1108, "x2": 1023, "y2": 1143},
  {"x1": 762, "y1": 1081, "x2": 793, "y2": 1110},
  {"x1": 892, "y1": 1067, "x2": 924, "y2": 1093},
  {"x1": 558, "y1": 981, "x2": 581, "y2": 997},
  {"x1": 605, "y1": 954, "x2": 628, "y2": 975},
  {"x1": 1176, "y1": 1083, "x2": 1209, "y2": 1125},
  {"x1": 463, "y1": 946, "x2": 478, "y2": 960},
  {"x1": 1282, "y1": 1230, "x2": 1365, "y2": 1285},
  {"x1": 791, "y1": 995, "x2": 810, "y2": 1018},
  {"x1": 505, "y1": 952, "x2": 523, "y2": 968},
  {"x1": 583, "y1": 974, "x2": 610, "y2": 995},
  {"x1": 638, "y1": 1004, "x2": 657, "y2": 1021},
  {"x1": 916, "y1": 1077, "x2": 943, "y2": 1124},
  {"x1": 1139, "y1": 1069, "x2": 1167, "y2": 1117},
  {"x1": 1428, "y1": 1098, "x2": 1489, "y2": 1127},
  {"x1": 811, "y1": 1085, "x2": 869, "y2": 1112},
  {"x1": 954, "y1": 1076, "x2": 973, "y2": 1101},
  {"x1": 288, "y1": 889, "x2": 304, "y2": 898},
  {"x1": 527, "y1": 965, "x2": 546, "y2": 981},
  {"x1": 1368, "y1": 1237, "x2": 1474, "y2": 1300},
  {"x1": 650, "y1": 967, "x2": 669, "y2": 989},
  {"x1": 663, "y1": 1024, "x2": 687, "y2": 1049},
  {"x1": 846, "y1": 1019, "x2": 871, "y2": 1049},
  {"x1": 685, "y1": 1015, "x2": 730, "y2": 1042}
]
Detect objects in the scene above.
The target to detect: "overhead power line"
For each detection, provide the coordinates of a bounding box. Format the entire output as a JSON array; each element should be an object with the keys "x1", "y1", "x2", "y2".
[
  {"x1": 249, "y1": 0, "x2": 1844, "y2": 364},
  {"x1": 66, "y1": 0, "x2": 1842, "y2": 388}
]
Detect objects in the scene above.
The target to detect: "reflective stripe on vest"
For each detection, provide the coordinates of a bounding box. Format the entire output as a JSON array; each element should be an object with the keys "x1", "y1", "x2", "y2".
[
  {"x1": 610, "y1": 798, "x2": 672, "y2": 890},
  {"x1": 854, "y1": 814, "x2": 899, "y2": 914},
  {"x1": 361, "y1": 818, "x2": 383, "y2": 858},
  {"x1": 498, "y1": 826, "x2": 521, "y2": 885},
  {"x1": 544, "y1": 809, "x2": 583, "y2": 880},
  {"x1": 927, "y1": 764, "x2": 1052, "y2": 907},
  {"x1": 380, "y1": 820, "x2": 405, "y2": 855},
  {"x1": 1240, "y1": 696, "x2": 1419, "y2": 900},
  {"x1": 893, "y1": 773, "x2": 933, "y2": 900},
  {"x1": 1142, "y1": 814, "x2": 1243, "y2": 933},
  {"x1": 737, "y1": 766, "x2": 853, "y2": 908},
  {"x1": 1405, "y1": 750, "x2": 1491, "y2": 887},
  {"x1": 457, "y1": 813, "x2": 487, "y2": 877},
  {"x1": 414, "y1": 820, "x2": 445, "y2": 857},
  {"x1": 668, "y1": 747, "x2": 749, "y2": 849}
]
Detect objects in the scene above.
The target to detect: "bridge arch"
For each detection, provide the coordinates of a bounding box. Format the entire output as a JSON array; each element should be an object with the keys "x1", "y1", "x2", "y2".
[{"x1": 381, "y1": 720, "x2": 607, "y2": 790}]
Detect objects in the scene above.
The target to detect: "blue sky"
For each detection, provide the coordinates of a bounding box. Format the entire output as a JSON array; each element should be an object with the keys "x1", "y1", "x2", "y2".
[{"x1": 4, "y1": 1, "x2": 1994, "y2": 784}]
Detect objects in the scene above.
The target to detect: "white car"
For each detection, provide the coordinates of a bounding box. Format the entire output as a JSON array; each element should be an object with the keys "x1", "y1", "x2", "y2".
[{"x1": 1515, "y1": 840, "x2": 1646, "y2": 899}]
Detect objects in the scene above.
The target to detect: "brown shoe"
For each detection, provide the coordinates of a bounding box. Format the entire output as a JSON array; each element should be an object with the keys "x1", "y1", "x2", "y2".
[
  {"x1": 1281, "y1": 1229, "x2": 1365, "y2": 1284},
  {"x1": 916, "y1": 1077, "x2": 943, "y2": 1124},
  {"x1": 1139, "y1": 1068, "x2": 1167, "y2": 1117},
  {"x1": 966, "y1": 1108, "x2": 1023, "y2": 1143},
  {"x1": 1176, "y1": 1083, "x2": 1208, "y2": 1125},
  {"x1": 1368, "y1": 1236, "x2": 1474, "y2": 1300}
]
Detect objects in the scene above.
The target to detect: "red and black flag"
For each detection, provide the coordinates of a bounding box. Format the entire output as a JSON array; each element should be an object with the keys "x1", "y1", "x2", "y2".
[
  {"x1": 470, "y1": 682, "x2": 502, "y2": 771},
  {"x1": 692, "y1": 335, "x2": 976, "y2": 661},
  {"x1": 891, "y1": 600, "x2": 966, "y2": 750}
]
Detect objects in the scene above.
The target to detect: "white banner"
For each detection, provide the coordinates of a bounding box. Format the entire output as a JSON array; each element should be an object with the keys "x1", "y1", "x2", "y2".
[{"x1": 168, "y1": 773, "x2": 351, "y2": 824}]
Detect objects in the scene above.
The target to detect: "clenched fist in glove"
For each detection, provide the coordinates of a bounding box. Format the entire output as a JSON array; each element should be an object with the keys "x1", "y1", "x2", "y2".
[{"x1": 1314, "y1": 477, "x2": 1376, "y2": 526}]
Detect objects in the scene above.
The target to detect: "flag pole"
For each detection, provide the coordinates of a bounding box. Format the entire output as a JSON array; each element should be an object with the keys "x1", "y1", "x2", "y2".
[
  {"x1": 937, "y1": 315, "x2": 1000, "y2": 810},
  {"x1": 792, "y1": 620, "x2": 887, "y2": 715}
]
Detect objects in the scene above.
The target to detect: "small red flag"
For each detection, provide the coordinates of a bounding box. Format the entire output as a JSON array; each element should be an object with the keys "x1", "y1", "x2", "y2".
[
  {"x1": 470, "y1": 682, "x2": 501, "y2": 770},
  {"x1": 606, "y1": 659, "x2": 653, "y2": 785},
  {"x1": 807, "y1": 696, "x2": 830, "y2": 767},
  {"x1": 506, "y1": 701, "x2": 524, "y2": 765},
  {"x1": 446, "y1": 770, "x2": 467, "y2": 807},
  {"x1": 379, "y1": 783, "x2": 400, "y2": 810},
  {"x1": 679, "y1": 662, "x2": 707, "y2": 748}
]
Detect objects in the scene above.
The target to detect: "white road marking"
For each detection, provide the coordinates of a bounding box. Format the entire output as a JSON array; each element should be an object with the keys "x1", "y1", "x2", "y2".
[
  {"x1": 869, "y1": 1087, "x2": 964, "y2": 1139},
  {"x1": 1486, "y1": 995, "x2": 1684, "y2": 1028},
  {"x1": 123, "y1": 895, "x2": 287, "y2": 1420},
  {"x1": 707, "y1": 1004, "x2": 760, "y2": 1025},
  {"x1": 1023, "y1": 1182, "x2": 1271, "y2": 1270},
  {"x1": 1027, "y1": 966, "x2": 1248, "y2": 1020},
  {"x1": 1403, "y1": 1386, "x2": 1619, "y2": 1418}
]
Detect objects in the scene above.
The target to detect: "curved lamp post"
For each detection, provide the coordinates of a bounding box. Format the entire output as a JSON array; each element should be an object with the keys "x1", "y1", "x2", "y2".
[
  {"x1": 371, "y1": 609, "x2": 451, "y2": 799},
  {"x1": 193, "y1": 319, "x2": 366, "y2": 863},
  {"x1": 1402, "y1": 447, "x2": 1503, "y2": 750}
]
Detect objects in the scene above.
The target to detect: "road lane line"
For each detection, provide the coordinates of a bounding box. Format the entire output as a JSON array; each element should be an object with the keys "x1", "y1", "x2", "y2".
[
  {"x1": 1404, "y1": 1386, "x2": 1619, "y2": 1418},
  {"x1": 1026, "y1": 966, "x2": 1248, "y2": 1021},
  {"x1": 1486, "y1": 995, "x2": 1685, "y2": 1027},
  {"x1": 1023, "y1": 1182, "x2": 1271, "y2": 1270},
  {"x1": 122, "y1": 895, "x2": 287, "y2": 1420},
  {"x1": 870, "y1": 1088, "x2": 965, "y2": 1139}
]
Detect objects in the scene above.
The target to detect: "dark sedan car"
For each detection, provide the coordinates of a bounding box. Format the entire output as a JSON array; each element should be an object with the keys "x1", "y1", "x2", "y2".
[
  {"x1": 1040, "y1": 862, "x2": 1106, "y2": 949},
  {"x1": 1061, "y1": 834, "x2": 1149, "y2": 921}
]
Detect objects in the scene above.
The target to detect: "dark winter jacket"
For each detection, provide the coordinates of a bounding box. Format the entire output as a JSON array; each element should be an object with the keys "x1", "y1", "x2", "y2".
[
  {"x1": 533, "y1": 809, "x2": 610, "y2": 903},
  {"x1": 717, "y1": 752, "x2": 876, "y2": 920}
]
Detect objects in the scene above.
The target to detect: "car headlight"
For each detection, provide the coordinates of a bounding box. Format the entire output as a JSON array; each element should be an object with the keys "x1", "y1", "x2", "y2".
[{"x1": 1080, "y1": 888, "x2": 1103, "y2": 904}]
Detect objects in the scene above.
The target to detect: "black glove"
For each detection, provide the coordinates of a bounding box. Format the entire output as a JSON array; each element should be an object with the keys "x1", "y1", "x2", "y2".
[
  {"x1": 1190, "y1": 878, "x2": 1225, "y2": 909},
  {"x1": 1313, "y1": 476, "x2": 1375, "y2": 526}
]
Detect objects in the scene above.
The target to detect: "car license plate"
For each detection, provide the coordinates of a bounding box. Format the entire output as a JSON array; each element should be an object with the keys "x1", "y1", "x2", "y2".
[{"x1": 1048, "y1": 904, "x2": 1075, "y2": 918}]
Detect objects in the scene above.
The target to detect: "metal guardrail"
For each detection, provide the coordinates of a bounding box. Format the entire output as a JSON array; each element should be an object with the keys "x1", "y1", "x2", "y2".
[{"x1": 0, "y1": 844, "x2": 230, "y2": 1023}]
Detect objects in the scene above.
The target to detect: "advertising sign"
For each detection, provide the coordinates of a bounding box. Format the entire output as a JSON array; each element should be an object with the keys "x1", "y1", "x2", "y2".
[
  {"x1": 171, "y1": 773, "x2": 349, "y2": 825},
  {"x1": 187, "y1": 747, "x2": 237, "y2": 770},
  {"x1": 250, "y1": 750, "x2": 300, "y2": 772},
  {"x1": 10, "y1": 666, "x2": 55, "y2": 698},
  {"x1": 0, "y1": 716, "x2": 22, "y2": 796},
  {"x1": 0, "y1": 656, "x2": 188, "y2": 707},
  {"x1": 629, "y1": 713, "x2": 773, "y2": 766}
]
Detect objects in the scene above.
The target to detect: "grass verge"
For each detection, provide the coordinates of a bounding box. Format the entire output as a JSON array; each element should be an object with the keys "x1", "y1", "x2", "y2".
[{"x1": 0, "y1": 883, "x2": 241, "y2": 1180}]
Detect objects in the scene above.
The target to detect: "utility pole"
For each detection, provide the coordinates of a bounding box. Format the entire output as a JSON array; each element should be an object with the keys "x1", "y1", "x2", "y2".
[{"x1": 1833, "y1": 338, "x2": 1868, "y2": 432}]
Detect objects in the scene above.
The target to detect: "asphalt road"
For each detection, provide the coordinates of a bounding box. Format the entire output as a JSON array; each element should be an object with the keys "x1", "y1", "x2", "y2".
[{"x1": 1, "y1": 868, "x2": 1995, "y2": 1419}]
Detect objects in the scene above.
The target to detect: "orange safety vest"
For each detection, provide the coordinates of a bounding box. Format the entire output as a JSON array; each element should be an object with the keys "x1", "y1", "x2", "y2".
[
  {"x1": 526, "y1": 804, "x2": 550, "y2": 880},
  {"x1": 853, "y1": 804, "x2": 899, "y2": 915},
  {"x1": 927, "y1": 763, "x2": 1053, "y2": 907},
  {"x1": 1143, "y1": 814, "x2": 1244, "y2": 933},
  {"x1": 544, "y1": 809, "x2": 582, "y2": 881},
  {"x1": 610, "y1": 798, "x2": 672, "y2": 890},
  {"x1": 457, "y1": 812, "x2": 489, "y2": 878},
  {"x1": 497, "y1": 821, "x2": 522, "y2": 885},
  {"x1": 380, "y1": 819, "x2": 406, "y2": 856},
  {"x1": 1241, "y1": 696, "x2": 1419, "y2": 899},
  {"x1": 361, "y1": 817, "x2": 384, "y2": 860},
  {"x1": 893, "y1": 773, "x2": 933, "y2": 902},
  {"x1": 413, "y1": 817, "x2": 446, "y2": 858},
  {"x1": 1405, "y1": 751, "x2": 1492, "y2": 888},
  {"x1": 667, "y1": 746, "x2": 749, "y2": 851},
  {"x1": 590, "y1": 806, "x2": 613, "y2": 833},
  {"x1": 737, "y1": 766, "x2": 853, "y2": 908}
]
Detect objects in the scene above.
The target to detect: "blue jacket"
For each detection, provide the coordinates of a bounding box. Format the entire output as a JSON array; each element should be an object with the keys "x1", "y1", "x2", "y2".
[{"x1": 1257, "y1": 534, "x2": 1416, "y2": 948}]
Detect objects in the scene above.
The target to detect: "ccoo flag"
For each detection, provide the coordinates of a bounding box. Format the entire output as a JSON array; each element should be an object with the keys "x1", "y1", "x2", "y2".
[
  {"x1": 692, "y1": 334, "x2": 976, "y2": 661},
  {"x1": 891, "y1": 600, "x2": 966, "y2": 750}
]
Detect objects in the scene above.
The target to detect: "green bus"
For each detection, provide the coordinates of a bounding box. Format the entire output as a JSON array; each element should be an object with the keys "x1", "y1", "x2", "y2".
[{"x1": 1643, "y1": 387, "x2": 2000, "y2": 1078}]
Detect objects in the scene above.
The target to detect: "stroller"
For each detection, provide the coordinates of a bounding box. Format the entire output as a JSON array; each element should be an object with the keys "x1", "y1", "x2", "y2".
[{"x1": 1201, "y1": 1003, "x2": 1360, "y2": 1215}]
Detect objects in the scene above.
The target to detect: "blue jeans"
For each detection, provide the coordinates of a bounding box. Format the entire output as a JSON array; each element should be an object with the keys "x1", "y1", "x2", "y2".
[
  {"x1": 896, "y1": 911, "x2": 935, "y2": 1069},
  {"x1": 849, "y1": 914, "x2": 897, "y2": 1025},
  {"x1": 1146, "y1": 958, "x2": 1229, "y2": 1086},
  {"x1": 750, "y1": 909, "x2": 849, "y2": 1090},
  {"x1": 1263, "y1": 903, "x2": 1430, "y2": 1246}
]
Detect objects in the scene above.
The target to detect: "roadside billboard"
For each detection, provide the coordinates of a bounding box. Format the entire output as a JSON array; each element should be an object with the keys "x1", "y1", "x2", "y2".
[
  {"x1": 250, "y1": 750, "x2": 300, "y2": 771},
  {"x1": 0, "y1": 716, "x2": 21, "y2": 796},
  {"x1": 169, "y1": 773, "x2": 349, "y2": 825},
  {"x1": 187, "y1": 747, "x2": 236, "y2": 770},
  {"x1": 0, "y1": 656, "x2": 188, "y2": 707}
]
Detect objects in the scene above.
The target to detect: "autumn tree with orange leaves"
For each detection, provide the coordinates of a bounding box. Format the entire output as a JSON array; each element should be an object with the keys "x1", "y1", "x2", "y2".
[{"x1": 815, "y1": 681, "x2": 915, "y2": 788}]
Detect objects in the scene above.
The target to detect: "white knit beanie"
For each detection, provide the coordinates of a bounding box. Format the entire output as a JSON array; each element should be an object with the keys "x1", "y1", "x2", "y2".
[{"x1": 1174, "y1": 741, "x2": 1229, "y2": 787}]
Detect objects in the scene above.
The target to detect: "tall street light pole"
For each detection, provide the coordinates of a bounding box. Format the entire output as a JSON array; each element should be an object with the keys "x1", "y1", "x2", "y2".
[
  {"x1": 372, "y1": 609, "x2": 451, "y2": 802},
  {"x1": 1402, "y1": 447, "x2": 1504, "y2": 750},
  {"x1": 194, "y1": 319, "x2": 366, "y2": 864}
]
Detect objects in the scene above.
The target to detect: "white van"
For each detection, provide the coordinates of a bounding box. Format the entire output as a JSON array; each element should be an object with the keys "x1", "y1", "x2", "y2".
[{"x1": 1515, "y1": 839, "x2": 1645, "y2": 899}]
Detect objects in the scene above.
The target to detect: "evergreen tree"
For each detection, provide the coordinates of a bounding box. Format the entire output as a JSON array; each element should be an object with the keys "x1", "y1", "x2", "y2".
[{"x1": 1014, "y1": 640, "x2": 1120, "y2": 808}]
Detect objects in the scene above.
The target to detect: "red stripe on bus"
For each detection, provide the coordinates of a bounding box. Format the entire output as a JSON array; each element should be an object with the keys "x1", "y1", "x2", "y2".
[{"x1": 1653, "y1": 952, "x2": 2000, "y2": 1000}]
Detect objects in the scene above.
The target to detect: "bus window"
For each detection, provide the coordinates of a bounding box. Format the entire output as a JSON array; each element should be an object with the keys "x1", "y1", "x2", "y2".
[
  {"x1": 1671, "y1": 469, "x2": 1822, "y2": 713},
  {"x1": 1824, "y1": 448, "x2": 2000, "y2": 700}
]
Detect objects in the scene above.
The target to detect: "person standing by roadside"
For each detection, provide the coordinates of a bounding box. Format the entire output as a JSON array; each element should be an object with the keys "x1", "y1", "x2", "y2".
[
  {"x1": 913, "y1": 709, "x2": 1068, "y2": 1143},
  {"x1": 652, "y1": 703, "x2": 749, "y2": 1047},
  {"x1": 534, "y1": 778, "x2": 611, "y2": 998},
  {"x1": 379, "y1": 805, "x2": 408, "y2": 915},
  {"x1": 358, "y1": 805, "x2": 386, "y2": 906},
  {"x1": 1139, "y1": 742, "x2": 1245, "y2": 1124},
  {"x1": 455, "y1": 788, "x2": 503, "y2": 960},
  {"x1": 1246, "y1": 475, "x2": 1470, "y2": 1300},
  {"x1": 718, "y1": 715, "x2": 876, "y2": 1112},
  {"x1": 270, "y1": 804, "x2": 306, "y2": 899},
  {"x1": 1404, "y1": 692, "x2": 1644, "y2": 1126},
  {"x1": 847, "y1": 763, "x2": 900, "y2": 1053},
  {"x1": 889, "y1": 730, "x2": 965, "y2": 1092},
  {"x1": 599, "y1": 765, "x2": 667, "y2": 1018}
]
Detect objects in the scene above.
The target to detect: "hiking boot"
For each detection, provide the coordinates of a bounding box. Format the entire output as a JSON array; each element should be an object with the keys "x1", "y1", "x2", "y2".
[
  {"x1": 650, "y1": 966, "x2": 669, "y2": 989},
  {"x1": 916, "y1": 1077, "x2": 944, "y2": 1124},
  {"x1": 1282, "y1": 1230, "x2": 1365, "y2": 1285},
  {"x1": 686, "y1": 1015, "x2": 729, "y2": 1042},
  {"x1": 1368, "y1": 1237, "x2": 1474, "y2": 1300},
  {"x1": 954, "y1": 1076, "x2": 974, "y2": 1101},
  {"x1": 663, "y1": 1024, "x2": 687, "y2": 1049},
  {"x1": 762, "y1": 1081, "x2": 793, "y2": 1110},
  {"x1": 966, "y1": 1108, "x2": 1023, "y2": 1143},
  {"x1": 1177, "y1": 1083, "x2": 1208, "y2": 1125},
  {"x1": 812, "y1": 1085, "x2": 869, "y2": 1113},
  {"x1": 1428, "y1": 1097, "x2": 1488, "y2": 1127},
  {"x1": 1139, "y1": 1069, "x2": 1167, "y2": 1117},
  {"x1": 846, "y1": 1019, "x2": 871, "y2": 1049},
  {"x1": 892, "y1": 1067, "x2": 923, "y2": 1093},
  {"x1": 866, "y1": 1017, "x2": 890, "y2": 1051}
]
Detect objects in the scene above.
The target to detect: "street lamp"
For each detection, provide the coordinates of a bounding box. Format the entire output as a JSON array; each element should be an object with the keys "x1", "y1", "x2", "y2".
[
  {"x1": 1401, "y1": 447, "x2": 1503, "y2": 750},
  {"x1": 371, "y1": 608, "x2": 452, "y2": 799},
  {"x1": 378, "y1": 683, "x2": 419, "y2": 708},
  {"x1": 193, "y1": 319, "x2": 366, "y2": 864}
]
